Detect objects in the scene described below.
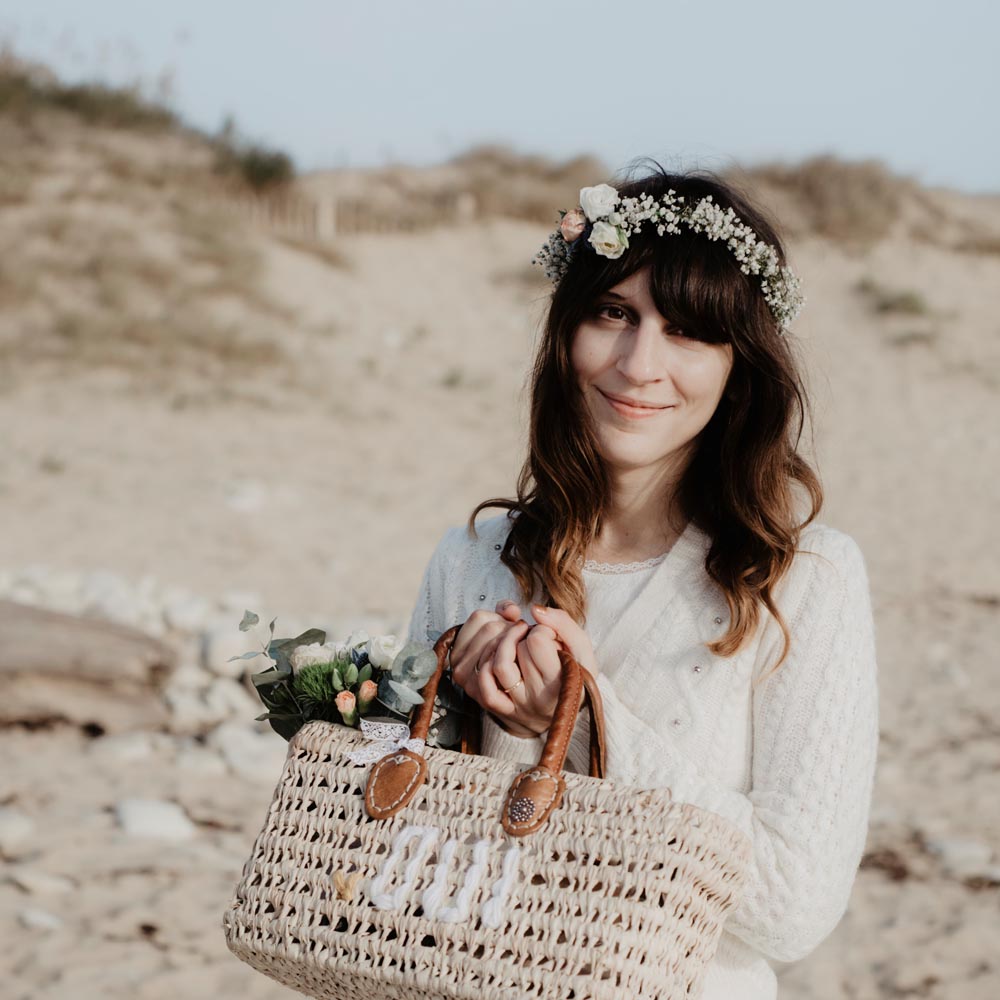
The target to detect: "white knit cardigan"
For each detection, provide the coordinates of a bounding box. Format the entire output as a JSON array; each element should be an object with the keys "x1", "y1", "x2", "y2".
[{"x1": 405, "y1": 512, "x2": 879, "y2": 999}]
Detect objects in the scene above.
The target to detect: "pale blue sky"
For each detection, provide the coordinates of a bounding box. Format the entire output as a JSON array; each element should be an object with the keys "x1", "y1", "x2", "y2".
[{"x1": 1, "y1": 0, "x2": 995, "y2": 192}]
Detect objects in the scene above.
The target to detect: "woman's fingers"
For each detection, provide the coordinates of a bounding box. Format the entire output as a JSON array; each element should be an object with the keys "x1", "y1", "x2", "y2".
[
  {"x1": 530, "y1": 605, "x2": 599, "y2": 675},
  {"x1": 519, "y1": 625, "x2": 563, "y2": 692},
  {"x1": 477, "y1": 623, "x2": 530, "y2": 714},
  {"x1": 450, "y1": 614, "x2": 506, "y2": 688},
  {"x1": 495, "y1": 600, "x2": 522, "y2": 623},
  {"x1": 489, "y1": 620, "x2": 531, "y2": 697}
]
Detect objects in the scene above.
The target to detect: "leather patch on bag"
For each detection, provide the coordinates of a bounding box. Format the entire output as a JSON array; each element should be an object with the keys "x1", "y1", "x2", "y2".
[
  {"x1": 365, "y1": 749, "x2": 428, "y2": 819},
  {"x1": 501, "y1": 766, "x2": 566, "y2": 837}
]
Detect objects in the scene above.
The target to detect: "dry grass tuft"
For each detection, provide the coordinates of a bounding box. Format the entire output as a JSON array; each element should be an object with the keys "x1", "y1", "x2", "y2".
[
  {"x1": 447, "y1": 144, "x2": 609, "y2": 225},
  {"x1": 854, "y1": 277, "x2": 932, "y2": 316},
  {"x1": 737, "y1": 155, "x2": 917, "y2": 246}
]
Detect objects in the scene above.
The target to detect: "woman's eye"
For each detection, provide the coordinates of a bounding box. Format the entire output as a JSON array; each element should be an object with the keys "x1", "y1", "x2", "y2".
[{"x1": 598, "y1": 304, "x2": 629, "y2": 321}]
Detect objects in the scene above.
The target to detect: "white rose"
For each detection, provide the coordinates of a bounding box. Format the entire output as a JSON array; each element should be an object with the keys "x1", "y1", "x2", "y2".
[
  {"x1": 345, "y1": 629, "x2": 370, "y2": 652},
  {"x1": 579, "y1": 183, "x2": 619, "y2": 222},
  {"x1": 588, "y1": 221, "x2": 629, "y2": 259},
  {"x1": 290, "y1": 642, "x2": 339, "y2": 670},
  {"x1": 367, "y1": 633, "x2": 403, "y2": 669}
]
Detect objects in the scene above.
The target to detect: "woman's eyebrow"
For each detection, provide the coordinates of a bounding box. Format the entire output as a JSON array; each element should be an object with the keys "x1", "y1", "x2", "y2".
[{"x1": 602, "y1": 291, "x2": 631, "y2": 301}]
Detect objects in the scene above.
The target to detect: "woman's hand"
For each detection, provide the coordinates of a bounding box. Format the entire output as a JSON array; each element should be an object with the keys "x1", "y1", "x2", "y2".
[{"x1": 451, "y1": 601, "x2": 596, "y2": 739}]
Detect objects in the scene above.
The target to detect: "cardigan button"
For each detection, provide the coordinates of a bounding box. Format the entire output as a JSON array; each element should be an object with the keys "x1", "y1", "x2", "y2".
[
  {"x1": 672, "y1": 718, "x2": 682, "y2": 727},
  {"x1": 713, "y1": 616, "x2": 723, "y2": 624},
  {"x1": 693, "y1": 664, "x2": 702, "y2": 673},
  {"x1": 494, "y1": 544, "x2": 502, "y2": 551},
  {"x1": 478, "y1": 594, "x2": 486, "y2": 601}
]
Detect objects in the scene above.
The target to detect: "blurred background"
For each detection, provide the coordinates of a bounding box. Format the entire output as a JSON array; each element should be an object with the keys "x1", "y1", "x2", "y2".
[{"x1": 1, "y1": 1, "x2": 998, "y2": 998}]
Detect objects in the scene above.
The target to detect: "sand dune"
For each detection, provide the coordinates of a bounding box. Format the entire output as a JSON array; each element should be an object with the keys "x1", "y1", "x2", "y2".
[{"x1": 2, "y1": 79, "x2": 999, "y2": 998}]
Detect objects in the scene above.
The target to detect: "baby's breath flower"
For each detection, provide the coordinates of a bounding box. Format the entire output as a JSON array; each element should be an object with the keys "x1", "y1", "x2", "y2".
[{"x1": 533, "y1": 182, "x2": 804, "y2": 330}]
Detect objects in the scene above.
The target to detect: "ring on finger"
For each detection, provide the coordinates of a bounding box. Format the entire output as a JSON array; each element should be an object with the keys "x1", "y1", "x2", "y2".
[{"x1": 501, "y1": 677, "x2": 524, "y2": 695}]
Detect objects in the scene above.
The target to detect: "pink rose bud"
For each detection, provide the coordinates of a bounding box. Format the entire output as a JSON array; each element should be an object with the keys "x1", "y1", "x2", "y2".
[
  {"x1": 560, "y1": 208, "x2": 587, "y2": 243},
  {"x1": 357, "y1": 679, "x2": 378, "y2": 713},
  {"x1": 336, "y1": 690, "x2": 358, "y2": 726}
]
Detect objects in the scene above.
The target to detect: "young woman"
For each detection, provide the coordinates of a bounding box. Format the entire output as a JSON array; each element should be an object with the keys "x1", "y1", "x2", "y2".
[{"x1": 405, "y1": 165, "x2": 879, "y2": 999}]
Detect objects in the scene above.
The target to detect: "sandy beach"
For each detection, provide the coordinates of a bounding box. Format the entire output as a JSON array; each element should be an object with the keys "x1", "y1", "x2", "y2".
[{"x1": 2, "y1": 87, "x2": 999, "y2": 999}]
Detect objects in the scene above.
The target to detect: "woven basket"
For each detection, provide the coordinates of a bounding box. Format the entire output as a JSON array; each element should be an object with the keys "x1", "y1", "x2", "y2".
[{"x1": 223, "y1": 625, "x2": 752, "y2": 1000}]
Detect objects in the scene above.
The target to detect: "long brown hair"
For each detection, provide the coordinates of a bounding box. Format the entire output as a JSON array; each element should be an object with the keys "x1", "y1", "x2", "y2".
[{"x1": 470, "y1": 162, "x2": 823, "y2": 682}]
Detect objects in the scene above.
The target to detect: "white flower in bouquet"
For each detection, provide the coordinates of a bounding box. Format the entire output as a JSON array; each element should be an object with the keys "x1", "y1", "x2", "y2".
[
  {"x1": 367, "y1": 634, "x2": 404, "y2": 669},
  {"x1": 345, "y1": 628, "x2": 370, "y2": 652},
  {"x1": 289, "y1": 642, "x2": 343, "y2": 670}
]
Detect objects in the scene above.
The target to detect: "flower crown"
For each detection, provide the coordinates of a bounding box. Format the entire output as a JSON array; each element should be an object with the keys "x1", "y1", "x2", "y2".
[{"x1": 533, "y1": 183, "x2": 805, "y2": 331}]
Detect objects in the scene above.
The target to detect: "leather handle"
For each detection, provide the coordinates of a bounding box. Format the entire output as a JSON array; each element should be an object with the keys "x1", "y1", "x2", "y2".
[
  {"x1": 426, "y1": 623, "x2": 606, "y2": 780},
  {"x1": 363, "y1": 621, "x2": 607, "y2": 836}
]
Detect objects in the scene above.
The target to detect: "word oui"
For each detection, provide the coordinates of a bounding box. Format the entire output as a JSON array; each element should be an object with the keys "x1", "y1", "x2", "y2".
[{"x1": 363, "y1": 823, "x2": 522, "y2": 928}]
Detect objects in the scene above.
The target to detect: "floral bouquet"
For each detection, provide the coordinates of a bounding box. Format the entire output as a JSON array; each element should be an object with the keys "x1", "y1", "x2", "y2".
[{"x1": 230, "y1": 611, "x2": 473, "y2": 750}]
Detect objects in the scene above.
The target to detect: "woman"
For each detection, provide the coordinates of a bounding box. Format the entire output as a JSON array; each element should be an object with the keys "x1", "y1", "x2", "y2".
[{"x1": 405, "y1": 164, "x2": 879, "y2": 1000}]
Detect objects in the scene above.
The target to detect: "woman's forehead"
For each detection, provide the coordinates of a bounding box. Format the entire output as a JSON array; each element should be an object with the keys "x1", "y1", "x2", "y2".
[{"x1": 606, "y1": 265, "x2": 652, "y2": 298}]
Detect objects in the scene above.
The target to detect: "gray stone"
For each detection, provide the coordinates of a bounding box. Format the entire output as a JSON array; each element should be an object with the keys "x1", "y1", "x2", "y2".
[
  {"x1": 206, "y1": 721, "x2": 288, "y2": 782},
  {"x1": 5, "y1": 867, "x2": 76, "y2": 895},
  {"x1": 202, "y1": 618, "x2": 262, "y2": 679},
  {"x1": 163, "y1": 591, "x2": 213, "y2": 635},
  {"x1": 115, "y1": 798, "x2": 197, "y2": 840},
  {"x1": 218, "y1": 589, "x2": 263, "y2": 614},
  {"x1": 174, "y1": 743, "x2": 228, "y2": 776},
  {"x1": 0, "y1": 807, "x2": 36, "y2": 858},
  {"x1": 925, "y1": 835, "x2": 995, "y2": 878},
  {"x1": 18, "y1": 907, "x2": 63, "y2": 931},
  {"x1": 88, "y1": 730, "x2": 171, "y2": 764}
]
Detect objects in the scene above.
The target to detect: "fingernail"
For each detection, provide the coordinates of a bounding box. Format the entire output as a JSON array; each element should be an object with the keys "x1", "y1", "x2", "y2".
[{"x1": 531, "y1": 604, "x2": 547, "y2": 617}]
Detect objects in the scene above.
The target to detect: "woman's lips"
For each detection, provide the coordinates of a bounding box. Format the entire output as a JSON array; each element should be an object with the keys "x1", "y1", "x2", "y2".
[{"x1": 598, "y1": 389, "x2": 673, "y2": 419}]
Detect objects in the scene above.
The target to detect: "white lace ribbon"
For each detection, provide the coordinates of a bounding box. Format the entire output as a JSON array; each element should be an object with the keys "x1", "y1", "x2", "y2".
[{"x1": 344, "y1": 718, "x2": 426, "y2": 766}]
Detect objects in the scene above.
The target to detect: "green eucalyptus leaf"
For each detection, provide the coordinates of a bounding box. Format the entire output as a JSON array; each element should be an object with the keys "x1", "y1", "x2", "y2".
[
  {"x1": 390, "y1": 643, "x2": 438, "y2": 684},
  {"x1": 269, "y1": 629, "x2": 327, "y2": 658},
  {"x1": 376, "y1": 674, "x2": 417, "y2": 714},
  {"x1": 269, "y1": 617, "x2": 277, "y2": 636},
  {"x1": 252, "y1": 665, "x2": 292, "y2": 688},
  {"x1": 387, "y1": 679, "x2": 425, "y2": 707},
  {"x1": 228, "y1": 650, "x2": 264, "y2": 662},
  {"x1": 239, "y1": 610, "x2": 259, "y2": 632},
  {"x1": 357, "y1": 663, "x2": 372, "y2": 685}
]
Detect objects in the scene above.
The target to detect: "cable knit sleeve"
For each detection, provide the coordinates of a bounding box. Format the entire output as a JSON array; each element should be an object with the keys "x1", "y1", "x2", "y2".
[{"x1": 590, "y1": 529, "x2": 879, "y2": 964}]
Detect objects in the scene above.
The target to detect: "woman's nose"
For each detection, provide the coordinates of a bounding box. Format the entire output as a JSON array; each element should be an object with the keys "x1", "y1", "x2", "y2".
[{"x1": 616, "y1": 322, "x2": 663, "y2": 384}]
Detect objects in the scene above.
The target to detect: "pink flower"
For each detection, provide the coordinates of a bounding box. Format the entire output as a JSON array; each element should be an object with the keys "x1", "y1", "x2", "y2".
[
  {"x1": 336, "y1": 690, "x2": 358, "y2": 725},
  {"x1": 560, "y1": 208, "x2": 587, "y2": 243},
  {"x1": 357, "y1": 679, "x2": 378, "y2": 713}
]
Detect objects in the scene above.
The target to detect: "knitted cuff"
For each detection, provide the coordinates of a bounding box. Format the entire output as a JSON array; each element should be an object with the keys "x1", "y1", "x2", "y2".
[
  {"x1": 479, "y1": 706, "x2": 592, "y2": 772},
  {"x1": 480, "y1": 710, "x2": 547, "y2": 766}
]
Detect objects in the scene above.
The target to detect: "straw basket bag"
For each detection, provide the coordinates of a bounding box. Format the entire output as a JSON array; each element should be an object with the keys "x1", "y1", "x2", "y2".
[{"x1": 223, "y1": 624, "x2": 753, "y2": 1000}]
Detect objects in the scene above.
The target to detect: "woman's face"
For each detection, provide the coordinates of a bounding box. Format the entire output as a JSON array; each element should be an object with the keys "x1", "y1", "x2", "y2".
[{"x1": 570, "y1": 265, "x2": 734, "y2": 478}]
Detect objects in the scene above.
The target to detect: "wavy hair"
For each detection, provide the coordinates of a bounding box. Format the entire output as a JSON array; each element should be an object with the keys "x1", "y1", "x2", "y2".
[{"x1": 470, "y1": 162, "x2": 823, "y2": 683}]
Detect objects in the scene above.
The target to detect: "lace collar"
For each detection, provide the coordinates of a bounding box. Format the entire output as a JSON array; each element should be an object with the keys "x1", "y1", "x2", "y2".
[{"x1": 582, "y1": 550, "x2": 671, "y2": 575}]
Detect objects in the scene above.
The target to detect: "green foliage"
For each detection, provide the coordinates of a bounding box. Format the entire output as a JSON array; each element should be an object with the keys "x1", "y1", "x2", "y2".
[
  {"x1": 237, "y1": 611, "x2": 470, "y2": 749},
  {"x1": 213, "y1": 115, "x2": 295, "y2": 191},
  {"x1": 0, "y1": 64, "x2": 178, "y2": 130},
  {"x1": 293, "y1": 662, "x2": 339, "y2": 705},
  {"x1": 854, "y1": 277, "x2": 931, "y2": 316}
]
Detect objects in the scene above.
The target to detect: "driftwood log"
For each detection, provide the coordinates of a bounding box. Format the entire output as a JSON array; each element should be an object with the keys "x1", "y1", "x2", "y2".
[{"x1": 0, "y1": 599, "x2": 178, "y2": 732}]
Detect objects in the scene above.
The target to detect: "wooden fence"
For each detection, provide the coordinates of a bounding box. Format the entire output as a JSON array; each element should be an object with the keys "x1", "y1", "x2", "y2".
[{"x1": 207, "y1": 186, "x2": 478, "y2": 244}]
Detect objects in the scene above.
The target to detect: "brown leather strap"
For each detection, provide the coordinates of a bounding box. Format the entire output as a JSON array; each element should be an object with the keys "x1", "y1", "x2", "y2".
[
  {"x1": 363, "y1": 622, "x2": 607, "y2": 834},
  {"x1": 429, "y1": 623, "x2": 606, "y2": 778}
]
